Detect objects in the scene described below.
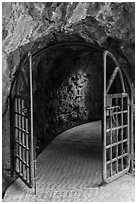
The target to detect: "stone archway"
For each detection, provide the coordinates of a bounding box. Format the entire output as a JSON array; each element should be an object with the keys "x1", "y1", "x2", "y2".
[{"x1": 2, "y1": 2, "x2": 135, "y2": 200}]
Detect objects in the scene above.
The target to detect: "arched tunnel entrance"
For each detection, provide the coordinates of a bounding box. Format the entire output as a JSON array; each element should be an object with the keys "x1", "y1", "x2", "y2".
[
  {"x1": 9, "y1": 41, "x2": 134, "y2": 191},
  {"x1": 34, "y1": 44, "x2": 103, "y2": 152}
]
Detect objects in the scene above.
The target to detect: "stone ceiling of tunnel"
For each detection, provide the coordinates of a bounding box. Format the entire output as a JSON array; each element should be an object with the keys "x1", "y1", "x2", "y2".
[
  {"x1": 2, "y1": 2, "x2": 135, "y2": 53},
  {"x1": 2, "y1": 2, "x2": 135, "y2": 115},
  {"x1": 2, "y1": 2, "x2": 135, "y2": 49}
]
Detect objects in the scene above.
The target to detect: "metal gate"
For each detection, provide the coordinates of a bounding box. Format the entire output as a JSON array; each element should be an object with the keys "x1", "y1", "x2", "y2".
[
  {"x1": 103, "y1": 51, "x2": 130, "y2": 183},
  {"x1": 9, "y1": 42, "x2": 133, "y2": 191},
  {"x1": 10, "y1": 53, "x2": 36, "y2": 189}
]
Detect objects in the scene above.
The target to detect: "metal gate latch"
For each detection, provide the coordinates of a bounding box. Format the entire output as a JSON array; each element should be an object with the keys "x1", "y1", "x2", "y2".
[{"x1": 22, "y1": 107, "x2": 28, "y2": 114}]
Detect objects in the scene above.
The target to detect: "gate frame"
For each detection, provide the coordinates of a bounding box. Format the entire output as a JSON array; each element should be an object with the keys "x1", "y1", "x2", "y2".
[
  {"x1": 9, "y1": 41, "x2": 134, "y2": 189},
  {"x1": 9, "y1": 52, "x2": 36, "y2": 190},
  {"x1": 102, "y1": 50, "x2": 133, "y2": 183},
  {"x1": 102, "y1": 50, "x2": 134, "y2": 177}
]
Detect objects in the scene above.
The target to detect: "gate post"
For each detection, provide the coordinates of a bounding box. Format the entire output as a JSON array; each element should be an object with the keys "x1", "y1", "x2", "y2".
[
  {"x1": 129, "y1": 84, "x2": 134, "y2": 173},
  {"x1": 102, "y1": 50, "x2": 108, "y2": 182},
  {"x1": 28, "y1": 52, "x2": 36, "y2": 193},
  {"x1": 10, "y1": 94, "x2": 15, "y2": 177}
]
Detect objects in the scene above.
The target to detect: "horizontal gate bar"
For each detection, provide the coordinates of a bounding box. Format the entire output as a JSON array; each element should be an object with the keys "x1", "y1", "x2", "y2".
[
  {"x1": 106, "y1": 139, "x2": 128, "y2": 149},
  {"x1": 111, "y1": 110, "x2": 128, "y2": 115},
  {"x1": 16, "y1": 155, "x2": 30, "y2": 168},
  {"x1": 107, "y1": 93, "x2": 128, "y2": 98},
  {"x1": 104, "y1": 167, "x2": 130, "y2": 183},
  {"x1": 16, "y1": 140, "x2": 29, "y2": 151},
  {"x1": 106, "y1": 125, "x2": 128, "y2": 132},
  {"x1": 14, "y1": 112, "x2": 29, "y2": 117},
  {"x1": 15, "y1": 126, "x2": 29, "y2": 134},
  {"x1": 106, "y1": 153, "x2": 128, "y2": 164},
  {"x1": 106, "y1": 106, "x2": 120, "y2": 110}
]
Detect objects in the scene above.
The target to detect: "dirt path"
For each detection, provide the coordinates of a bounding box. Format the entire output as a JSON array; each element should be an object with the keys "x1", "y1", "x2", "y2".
[{"x1": 3, "y1": 121, "x2": 135, "y2": 202}]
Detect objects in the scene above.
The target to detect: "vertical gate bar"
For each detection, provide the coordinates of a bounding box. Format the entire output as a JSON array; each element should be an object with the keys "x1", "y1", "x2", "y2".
[
  {"x1": 18, "y1": 100, "x2": 20, "y2": 170},
  {"x1": 15, "y1": 100, "x2": 17, "y2": 168},
  {"x1": 130, "y1": 87, "x2": 134, "y2": 172},
  {"x1": 110, "y1": 110, "x2": 112, "y2": 176},
  {"x1": 121, "y1": 95, "x2": 123, "y2": 170},
  {"x1": 27, "y1": 151, "x2": 30, "y2": 182},
  {"x1": 20, "y1": 99, "x2": 22, "y2": 174},
  {"x1": 118, "y1": 68, "x2": 126, "y2": 94},
  {"x1": 17, "y1": 117, "x2": 20, "y2": 171},
  {"x1": 17, "y1": 99, "x2": 20, "y2": 173},
  {"x1": 102, "y1": 51, "x2": 107, "y2": 181},
  {"x1": 9, "y1": 78, "x2": 17, "y2": 178},
  {"x1": 29, "y1": 52, "x2": 35, "y2": 189},
  {"x1": 22, "y1": 111, "x2": 24, "y2": 179},
  {"x1": 10, "y1": 96, "x2": 15, "y2": 177},
  {"x1": 21, "y1": 99, "x2": 23, "y2": 175},
  {"x1": 34, "y1": 158, "x2": 37, "y2": 194},
  {"x1": 22, "y1": 100, "x2": 24, "y2": 174},
  {"x1": 23, "y1": 112, "x2": 26, "y2": 179},
  {"x1": 26, "y1": 117, "x2": 28, "y2": 135},
  {"x1": 127, "y1": 96, "x2": 130, "y2": 167},
  {"x1": 116, "y1": 97, "x2": 118, "y2": 173},
  {"x1": 26, "y1": 116, "x2": 29, "y2": 183},
  {"x1": 16, "y1": 100, "x2": 18, "y2": 172},
  {"x1": 17, "y1": 100, "x2": 19, "y2": 170},
  {"x1": 24, "y1": 115, "x2": 27, "y2": 180},
  {"x1": 19, "y1": 100, "x2": 22, "y2": 173}
]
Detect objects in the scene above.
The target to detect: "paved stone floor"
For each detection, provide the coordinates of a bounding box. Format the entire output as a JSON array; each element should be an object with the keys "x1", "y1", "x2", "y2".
[{"x1": 3, "y1": 121, "x2": 135, "y2": 202}]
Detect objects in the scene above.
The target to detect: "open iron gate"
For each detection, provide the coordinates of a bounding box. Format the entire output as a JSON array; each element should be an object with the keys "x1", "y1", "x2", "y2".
[
  {"x1": 10, "y1": 52, "x2": 36, "y2": 190},
  {"x1": 9, "y1": 41, "x2": 133, "y2": 191},
  {"x1": 102, "y1": 51, "x2": 131, "y2": 183}
]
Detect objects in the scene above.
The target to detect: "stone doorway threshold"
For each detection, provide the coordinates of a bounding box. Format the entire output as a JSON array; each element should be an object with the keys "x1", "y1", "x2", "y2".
[{"x1": 3, "y1": 121, "x2": 135, "y2": 202}]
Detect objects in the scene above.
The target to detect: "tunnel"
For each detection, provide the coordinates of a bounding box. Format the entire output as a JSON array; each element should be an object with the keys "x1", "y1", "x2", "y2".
[
  {"x1": 34, "y1": 43, "x2": 104, "y2": 152},
  {"x1": 9, "y1": 41, "x2": 134, "y2": 191}
]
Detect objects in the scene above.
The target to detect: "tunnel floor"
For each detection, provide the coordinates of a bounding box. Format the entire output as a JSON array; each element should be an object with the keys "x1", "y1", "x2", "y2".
[{"x1": 3, "y1": 121, "x2": 135, "y2": 202}]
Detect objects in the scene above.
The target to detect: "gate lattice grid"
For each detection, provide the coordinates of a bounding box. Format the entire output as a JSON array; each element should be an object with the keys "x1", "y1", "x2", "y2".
[
  {"x1": 14, "y1": 95, "x2": 33, "y2": 187},
  {"x1": 10, "y1": 53, "x2": 35, "y2": 190},
  {"x1": 104, "y1": 93, "x2": 130, "y2": 182}
]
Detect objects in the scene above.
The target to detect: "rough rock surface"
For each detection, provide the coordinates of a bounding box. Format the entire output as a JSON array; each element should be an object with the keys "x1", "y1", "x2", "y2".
[
  {"x1": 2, "y1": 2, "x2": 135, "y2": 113},
  {"x1": 34, "y1": 48, "x2": 103, "y2": 145}
]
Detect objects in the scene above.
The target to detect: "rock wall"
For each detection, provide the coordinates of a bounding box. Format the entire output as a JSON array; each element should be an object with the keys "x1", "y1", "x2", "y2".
[{"x1": 34, "y1": 48, "x2": 103, "y2": 147}]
